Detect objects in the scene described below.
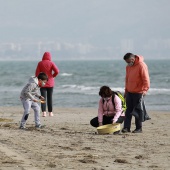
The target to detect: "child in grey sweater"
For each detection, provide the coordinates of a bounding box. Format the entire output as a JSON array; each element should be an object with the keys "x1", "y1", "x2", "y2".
[{"x1": 20, "y1": 72, "x2": 48, "y2": 129}]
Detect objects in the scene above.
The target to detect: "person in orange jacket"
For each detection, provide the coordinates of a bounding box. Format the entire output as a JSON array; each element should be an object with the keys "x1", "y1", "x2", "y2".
[{"x1": 122, "y1": 53, "x2": 150, "y2": 133}]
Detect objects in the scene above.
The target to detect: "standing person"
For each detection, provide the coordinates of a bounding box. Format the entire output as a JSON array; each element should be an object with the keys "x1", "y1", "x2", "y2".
[
  {"x1": 20, "y1": 72, "x2": 48, "y2": 129},
  {"x1": 90, "y1": 86, "x2": 125, "y2": 133},
  {"x1": 35, "y1": 52, "x2": 59, "y2": 117},
  {"x1": 122, "y1": 53, "x2": 150, "y2": 133}
]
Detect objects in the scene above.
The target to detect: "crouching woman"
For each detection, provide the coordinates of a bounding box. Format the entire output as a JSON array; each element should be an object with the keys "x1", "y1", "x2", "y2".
[{"x1": 90, "y1": 86, "x2": 125, "y2": 128}]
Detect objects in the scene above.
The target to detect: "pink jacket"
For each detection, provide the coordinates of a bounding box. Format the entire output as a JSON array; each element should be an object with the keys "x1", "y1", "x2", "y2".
[
  {"x1": 35, "y1": 52, "x2": 59, "y2": 87},
  {"x1": 98, "y1": 95, "x2": 124, "y2": 123}
]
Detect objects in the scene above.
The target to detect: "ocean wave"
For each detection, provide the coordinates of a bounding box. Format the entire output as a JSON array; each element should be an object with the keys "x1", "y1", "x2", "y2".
[
  {"x1": 148, "y1": 88, "x2": 170, "y2": 95},
  {"x1": 60, "y1": 85, "x2": 170, "y2": 95},
  {"x1": 60, "y1": 73, "x2": 73, "y2": 76},
  {"x1": 62, "y1": 85, "x2": 99, "y2": 91}
]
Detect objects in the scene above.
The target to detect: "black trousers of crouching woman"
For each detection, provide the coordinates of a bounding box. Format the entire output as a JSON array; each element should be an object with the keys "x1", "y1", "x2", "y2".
[
  {"x1": 90, "y1": 115, "x2": 125, "y2": 127},
  {"x1": 40, "y1": 87, "x2": 53, "y2": 112}
]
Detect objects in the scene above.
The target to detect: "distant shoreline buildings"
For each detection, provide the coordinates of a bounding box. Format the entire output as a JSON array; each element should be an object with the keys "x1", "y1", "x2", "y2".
[{"x1": 0, "y1": 39, "x2": 170, "y2": 60}]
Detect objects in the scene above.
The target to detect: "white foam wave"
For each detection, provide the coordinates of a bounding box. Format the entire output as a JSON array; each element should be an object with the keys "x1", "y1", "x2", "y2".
[
  {"x1": 60, "y1": 85, "x2": 170, "y2": 95},
  {"x1": 60, "y1": 73, "x2": 73, "y2": 76},
  {"x1": 147, "y1": 88, "x2": 170, "y2": 95},
  {"x1": 62, "y1": 85, "x2": 99, "y2": 91}
]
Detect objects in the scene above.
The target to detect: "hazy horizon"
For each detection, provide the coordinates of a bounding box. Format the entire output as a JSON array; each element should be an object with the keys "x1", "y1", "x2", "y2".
[{"x1": 0, "y1": 0, "x2": 170, "y2": 60}]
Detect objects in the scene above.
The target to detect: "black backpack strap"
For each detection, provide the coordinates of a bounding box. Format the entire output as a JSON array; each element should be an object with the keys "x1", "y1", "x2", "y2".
[{"x1": 112, "y1": 91, "x2": 116, "y2": 110}]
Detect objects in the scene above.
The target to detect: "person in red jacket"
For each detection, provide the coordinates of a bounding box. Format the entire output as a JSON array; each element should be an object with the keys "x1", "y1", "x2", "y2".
[
  {"x1": 35, "y1": 52, "x2": 59, "y2": 117},
  {"x1": 122, "y1": 53, "x2": 150, "y2": 133}
]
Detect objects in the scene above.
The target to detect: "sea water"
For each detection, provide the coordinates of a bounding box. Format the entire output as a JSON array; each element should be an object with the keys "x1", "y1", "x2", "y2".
[{"x1": 0, "y1": 60, "x2": 170, "y2": 111}]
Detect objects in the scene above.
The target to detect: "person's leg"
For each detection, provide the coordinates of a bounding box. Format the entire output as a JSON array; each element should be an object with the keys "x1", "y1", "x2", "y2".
[
  {"x1": 47, "y1": 87, "x2": 53, "y2": 116},
  {"x1": 132, "y1": 93, "x2": 143, "y2": 131},
  {"x1": 90, "y1": 116, "x2": 113, "y2": 127},
  {"x1": 123, "y1": 92, "x2": 133, "y2": 131},
  {"x1": 90, "y1": 117, "x2": 99, "y2": 127},
  {"x1": 102, "y1": 116, "x2": 113, "y2": 125},
  {"x1": 31, "y1": 102, "x2": 41, "y2": 127},
  {"x1": 47, "y1": 87, "x2": 53, "y2": 112},
  {"x1": 20, "y1": 99, "x2": 32, "y2": 128},
  {"x1": 40, "y1": 88, "x2": 47, "y2": 116},
  {"x1": 116, "y1": 116, "x2": 125, "y2": 124}
]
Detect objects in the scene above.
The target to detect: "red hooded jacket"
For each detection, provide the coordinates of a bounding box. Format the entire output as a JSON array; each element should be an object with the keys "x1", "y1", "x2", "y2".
[{"x1": 35, "y1": 52, "x2": 59, "y2": 87}]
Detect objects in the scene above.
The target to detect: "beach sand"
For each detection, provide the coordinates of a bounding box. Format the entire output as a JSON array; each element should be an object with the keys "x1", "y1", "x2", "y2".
[{"x1": 0, "y1": 106, "x2": 170, "y2": 170}]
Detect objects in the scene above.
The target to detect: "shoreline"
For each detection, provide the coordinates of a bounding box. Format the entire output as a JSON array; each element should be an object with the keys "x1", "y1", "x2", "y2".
[{"x1": 0, "y1": 107, "x2": 170, "y2": 169}]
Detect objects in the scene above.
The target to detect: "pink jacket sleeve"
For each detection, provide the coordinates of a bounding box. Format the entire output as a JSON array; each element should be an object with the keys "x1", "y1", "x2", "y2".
[{"x1": 98, "y1": 98, "x2": 104, "y2": 123}]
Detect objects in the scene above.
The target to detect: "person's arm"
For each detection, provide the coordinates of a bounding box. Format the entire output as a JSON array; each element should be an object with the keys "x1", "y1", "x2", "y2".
[
  {"x1": 52, "y1": 63, "x2": 59, "y2": 77},
  {"x1": 141, "y1": 63, "x2": 150, "y2": 95},
  {"x1": 124, "y1": 67, "x2": 128, "y2": 98},
  {"x1": 98, "y1": 98, "x2": 104, "y2": 126},
  {"x1": 24, "y1": 84, "x2": 38, "y2": 101},
  {"x1": 112, "y1": 95, "x2": 122, "y2": 124}
]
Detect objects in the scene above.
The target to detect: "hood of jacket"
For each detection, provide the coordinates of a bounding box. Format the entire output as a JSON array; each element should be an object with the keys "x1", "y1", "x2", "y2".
[
  {"x1": 28, "y1": 76, "x2": 38, "y2": 85},
  {"x1": 42, "y1": 52, "x2": 51, "y2": 61},
  {"x1": 133, "y1": 55, "x2": 144, "y2": 66}
]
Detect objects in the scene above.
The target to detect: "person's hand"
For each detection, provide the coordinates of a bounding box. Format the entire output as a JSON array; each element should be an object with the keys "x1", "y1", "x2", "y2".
[
  {"x1": 99, "y1": 122, "x2": 103, "y2": 126},
  {"x1": 142, "y1": 91, "x2": 147, "y2": 96},
  {"x1": 112, "y1": 121, "x2": 116, "y2": 125},
  {"x1": 33, "y1": 99, "x2": 39, "y2": 102},
  {"x1": 39, "y1": 96, "x2": 45, "y2": 100}
]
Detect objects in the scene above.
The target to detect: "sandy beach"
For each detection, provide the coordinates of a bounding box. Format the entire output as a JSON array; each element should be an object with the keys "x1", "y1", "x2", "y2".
[{"x1": 0, "y1": 106, "x2": 170, "y2": 170}]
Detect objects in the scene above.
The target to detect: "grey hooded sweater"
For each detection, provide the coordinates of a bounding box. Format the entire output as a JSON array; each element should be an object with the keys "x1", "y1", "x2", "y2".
[{"x1": 20, "y1": 76, "x2": 41, "y2": 101}]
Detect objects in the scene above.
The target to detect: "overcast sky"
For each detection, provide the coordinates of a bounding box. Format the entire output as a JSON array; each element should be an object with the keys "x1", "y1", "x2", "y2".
[{"x1": 0, "y1": 0, "x2": 170, "y2": 59}]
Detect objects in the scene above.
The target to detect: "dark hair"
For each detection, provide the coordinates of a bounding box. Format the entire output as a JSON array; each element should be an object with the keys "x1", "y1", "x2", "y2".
[
  {"x1": 38, "y1": 72, "x2": 48, "y2": 81},
  {"x1": 99, "y1": 86, "x2": 112, "y2": 97},
  {"x1": 123, "y1": 53, "x2": 135, "y2": 60}
]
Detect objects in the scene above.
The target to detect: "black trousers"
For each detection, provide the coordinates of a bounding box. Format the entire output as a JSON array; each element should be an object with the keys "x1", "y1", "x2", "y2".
[
  {"x1": 40, "y1": 87, "x2": 53, "y2": 112},
  {"x1": 123, "y1": 92, "x2": 143, "y2": 130},
  {"x1": 90, "y1": 115, "x2": 125, "y2": 128}
]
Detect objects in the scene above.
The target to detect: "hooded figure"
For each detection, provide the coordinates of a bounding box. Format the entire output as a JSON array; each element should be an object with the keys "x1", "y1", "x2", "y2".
[
  {"x1": 35, "y1": 52, "x2": 59, "y2": 87},
  {"x1": 35, "y1": 52, "x2": 59, "y2": 117}
]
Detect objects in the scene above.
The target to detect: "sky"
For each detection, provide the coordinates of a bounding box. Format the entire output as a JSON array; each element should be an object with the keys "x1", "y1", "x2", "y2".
[{"x1": 0, "y1": 0, "x2": 170, "y2": 59}]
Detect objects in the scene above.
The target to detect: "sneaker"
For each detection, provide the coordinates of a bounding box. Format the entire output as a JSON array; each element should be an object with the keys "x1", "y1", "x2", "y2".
[
  {"x1": 42, "y1": 112, "x2": 46, "y2": 117},
  {"x1": 35, "y1": 124, "x2": 42, "y2": 128},
  {"x1": 49, "y1": 112, "x2": 53, "y2": 117},
  {"x1": 132, "y1": 128, "x2": 142, "y2": 133},
  {"x1": 122, "y1": 128, "x2": 131, "y2": 133},
  {"x1": 113, "y1": 130, "x2": 121, "y2": 135},
  {"x1": 19, "y1": 126, "x2": 26, "y2": 130},
  {"x1": 35, "y1": 124, "x2": 45, "y2": 129}
]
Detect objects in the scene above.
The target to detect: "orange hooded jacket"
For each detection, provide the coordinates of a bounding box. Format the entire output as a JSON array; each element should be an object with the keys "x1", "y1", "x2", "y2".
[{"x1": 125, "y1": 55, "x2": 150, "y2": 94}]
